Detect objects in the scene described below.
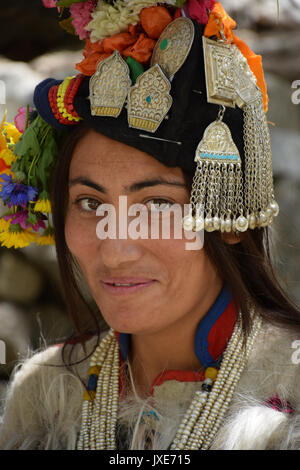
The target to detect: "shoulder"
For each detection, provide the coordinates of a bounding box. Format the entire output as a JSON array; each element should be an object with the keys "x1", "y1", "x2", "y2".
[
  {"x1": 0, "y1": 333, "x2": 102, "y2": 450},
  {"x1": 212, "y1": 320, "x2": 300, "y2": 450},
  {"x1": 5, "y1": 333, "x2": 98, "y2": 395},
  {"x1": 241, "y1": 320, "x2": 300, "y2": 398}
]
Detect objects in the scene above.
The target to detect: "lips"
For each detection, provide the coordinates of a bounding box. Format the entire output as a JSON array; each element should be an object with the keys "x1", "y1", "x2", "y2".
[{"x1": 100, "y1": 277, "x2": 156, "y2": 295}]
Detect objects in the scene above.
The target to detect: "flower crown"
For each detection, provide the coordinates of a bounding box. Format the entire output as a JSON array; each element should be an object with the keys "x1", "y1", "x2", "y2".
[{"x1": 0, "y1": 0, "x2": 272, "y2": 249}]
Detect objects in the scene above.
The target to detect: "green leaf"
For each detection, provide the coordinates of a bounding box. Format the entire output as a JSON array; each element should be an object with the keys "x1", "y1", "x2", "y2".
[
  {"x1": 56, "y1": 0, "x2": 84, "y2": 7},
  {"x1": 27, "y1": 211, "x2": 38, "y2": 225},
  {"x1": 126, "y1": 57, "x2": 144, "y2": 85},
  {"x1": 14, "y1": 126, "x2": 40, "y2": 160},
  {"x1": 175, "y1": 0, "x2": 187, "y2": 7},
  {"x1": 59, "y1": 17, "x2": 76, "y2": 36},
  {"x1": 28, "y1": 165, "x2": 38, "y2": 188},
  {"x1": 36, "y1": 133, "x2": 58, "y2": 189}
]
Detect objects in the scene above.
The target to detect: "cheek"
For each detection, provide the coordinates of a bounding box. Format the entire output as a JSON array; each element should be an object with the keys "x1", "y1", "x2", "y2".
[
  {"x1": 65, "y1": 210, "x2": 98, "y2": 262},
  {"x1": 164, "y1": 238, "x2": 215, "y2": 296}
]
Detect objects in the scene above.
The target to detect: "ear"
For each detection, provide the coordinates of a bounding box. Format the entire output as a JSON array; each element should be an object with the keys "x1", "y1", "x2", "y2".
[{"x1": 221, "y1": 231, "x2": 244, "y2": 245}]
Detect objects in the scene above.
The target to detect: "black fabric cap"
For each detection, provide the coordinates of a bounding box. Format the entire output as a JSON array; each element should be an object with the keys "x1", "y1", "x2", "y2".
[{"x1": 73, "y1": 21, "x2": 245, "y2": 174}]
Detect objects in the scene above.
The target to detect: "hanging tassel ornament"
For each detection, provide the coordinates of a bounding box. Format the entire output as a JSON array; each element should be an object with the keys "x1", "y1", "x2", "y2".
[
  {"x1": 243, "y1": 96, "x2": 279, "y2": 229},
  {"x1": 183, "y1": 105, "x2": 247, "y2": 233},
  {"x1": 183, "y1": 31, "x2": 280, "y2": 234}
]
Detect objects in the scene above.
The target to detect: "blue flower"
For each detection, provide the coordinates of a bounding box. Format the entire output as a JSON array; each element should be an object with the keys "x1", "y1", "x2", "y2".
[{"x1": 0, "y1": 174, "x2": 38, "y2": 208}]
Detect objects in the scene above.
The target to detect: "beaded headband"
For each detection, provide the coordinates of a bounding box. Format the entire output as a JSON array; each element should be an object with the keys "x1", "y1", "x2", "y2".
[{"x1": 0, "y1": 0, "x2": 279, "y2": 248}]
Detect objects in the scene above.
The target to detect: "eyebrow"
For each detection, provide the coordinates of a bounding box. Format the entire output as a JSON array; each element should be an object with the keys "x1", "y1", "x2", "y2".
[{"x1": 69, "y1": 176, "x2": 187, "y2": 194}]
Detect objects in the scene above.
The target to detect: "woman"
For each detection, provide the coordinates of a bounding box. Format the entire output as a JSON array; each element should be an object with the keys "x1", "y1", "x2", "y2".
[{"x1": 0, "y1": 0, "x2": 300, "y2": 450}]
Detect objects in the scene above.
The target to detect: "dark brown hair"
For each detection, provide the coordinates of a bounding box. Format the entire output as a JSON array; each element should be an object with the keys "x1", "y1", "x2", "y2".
[{"x1": 51, "y1": 121, "x2": 300, "y2": 364}]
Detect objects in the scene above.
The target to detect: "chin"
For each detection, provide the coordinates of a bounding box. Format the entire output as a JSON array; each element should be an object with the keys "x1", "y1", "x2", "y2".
[
  {"x1": 104, "y1": 314, "x2": 167, "y2": 336},
  {"x1": 100, "y1": 309, "x2": 147, "y2": 334}
]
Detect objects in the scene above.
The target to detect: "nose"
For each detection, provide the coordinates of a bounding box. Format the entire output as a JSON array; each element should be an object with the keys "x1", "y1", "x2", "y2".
[
  {"x1": 98, "y1": 236, "x2": 144, "y2": 270},
  {"x1": 96, "y1": 197, "x2": 146, "y2": 269}
]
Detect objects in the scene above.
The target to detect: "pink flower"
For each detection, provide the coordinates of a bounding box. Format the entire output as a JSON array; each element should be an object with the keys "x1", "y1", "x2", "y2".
[
  {"x1": 187, "y1": 0, "x2": 216, "y2": 25},
  {"x1": 4, "y1": 210, "x2": 46, "y2": 232},
  {"x1": 42, "y1": 0, "x2": 58, "y2": 7},
  {"x1": 14, "y1": 106, "x2": 33, "y2": 134},
  {"x1": 70, "y1": 0, "x2": 97, "y2": 40}
]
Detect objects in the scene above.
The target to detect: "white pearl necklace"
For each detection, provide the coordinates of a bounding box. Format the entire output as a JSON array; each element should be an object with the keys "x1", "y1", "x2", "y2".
[{"x1": 77, "y1": 313, "x2": 261, "y2": 450}]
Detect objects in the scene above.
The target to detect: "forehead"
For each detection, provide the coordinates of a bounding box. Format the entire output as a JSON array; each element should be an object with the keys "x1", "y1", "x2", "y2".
[{"x1": 69, "y1": 129, "x2": 184, "y2": 181}]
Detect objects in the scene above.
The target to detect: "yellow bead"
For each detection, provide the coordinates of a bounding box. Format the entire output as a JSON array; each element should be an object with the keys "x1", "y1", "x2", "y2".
[
  {"x1": 204, "y1": 367, "x2": 218, "y2": 381},
  {"x1": 89, "y1": 365, "x2": 101, "y2": 376},
  {"x1": 84, "y1": 390, "x2": 96, "y2": 401}
]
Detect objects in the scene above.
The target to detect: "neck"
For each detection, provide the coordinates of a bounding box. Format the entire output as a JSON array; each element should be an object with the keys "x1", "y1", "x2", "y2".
[{"x1": 129, "y1": 279, "x2": 223, "y2": 397}]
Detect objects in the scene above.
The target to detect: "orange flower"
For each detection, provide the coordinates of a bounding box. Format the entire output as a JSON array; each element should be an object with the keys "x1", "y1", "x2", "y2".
[
  {"x1": 204, "y1": 2, "x2": 236, "y2": 42},
  {"x1": 123, "y1": 33, "x2": 156, "y2": 65},
  {"x1": 140, "y1": 6, "x2": 173, "y2": 39},
  {"x1": 102, "y1": 31, "x2": 137, "y2": 53},
  {"x1": 204, "y1": 2, "x2": 268, "y2": 112},
  {"x1": 76, "y1": 39, "x2": 110, "y2": 76},
  {"x1": 0, "y1": 157, "x2": 9, "y2": 174}
]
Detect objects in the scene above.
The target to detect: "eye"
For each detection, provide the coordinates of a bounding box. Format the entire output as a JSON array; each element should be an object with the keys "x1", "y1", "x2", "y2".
[
  {"x1": 145, "y1": 198, "x2": 173, "y2": 211},
  {"x1": 74, "y1": 197, "x2": 100, "y2": 213}
]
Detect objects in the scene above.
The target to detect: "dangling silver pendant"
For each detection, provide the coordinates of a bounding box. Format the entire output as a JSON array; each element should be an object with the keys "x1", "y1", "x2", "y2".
[
  {"x1": 194, "y1": 119, "x2": 241, "y2": 164},
  {"x1": 182, "y1": 208, "x2": 195, "y2": 231}
]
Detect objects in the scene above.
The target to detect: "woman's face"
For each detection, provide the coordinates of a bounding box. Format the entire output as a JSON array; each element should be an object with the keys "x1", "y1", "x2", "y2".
[{"x1": 65, "y1": 129, "x2": 222, "y2": 335}]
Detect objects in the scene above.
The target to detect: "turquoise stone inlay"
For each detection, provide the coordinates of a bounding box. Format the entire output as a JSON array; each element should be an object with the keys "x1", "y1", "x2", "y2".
[
  {"x1": 199, "y1": 152, "x2": 239, "y2": 161},
  {"x1": 146, "y1": 95, "x2": 152, "y2": 103},
  {"x1": 160, "y1": 38, "x2": 168, "y2": 51}
]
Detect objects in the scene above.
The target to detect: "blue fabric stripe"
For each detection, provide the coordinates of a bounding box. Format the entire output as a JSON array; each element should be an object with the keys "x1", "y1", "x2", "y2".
[
  {"x1": 194, "y1": 285, "x2": 232, "y2": 368},
  {"x1": 118, "y1": 285, "x2": 232, "y2": 365},
  {"x1": 119, "y1": 332, "x2": 130, "y2": 361}
]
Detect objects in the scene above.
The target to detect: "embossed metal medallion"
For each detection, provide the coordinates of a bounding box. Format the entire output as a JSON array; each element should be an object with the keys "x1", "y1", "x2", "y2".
[
  {"x1": 233, "y1": 45, "x2": 262, "y2": 108},
  {"x1": 89, "y1": 50, "x2": 131, "y2": 117},
  {"x1": 194, "y1": 120, "x2": 241, "y2": 163},
  {"x1": 202, "y1": 36, "x2": 236, "y2": 108},
  {"x1": 127, "y1": 64, "x2": 172, "y2": 133},
  {"x1": 151, "y1": 18, "x2": 195, "y2": 79},
  {"x1": 203, "y1": 36, "x2": 262, "y2": 109}
]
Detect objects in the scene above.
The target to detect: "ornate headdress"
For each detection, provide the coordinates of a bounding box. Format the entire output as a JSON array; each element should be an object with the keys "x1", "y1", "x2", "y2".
[{"x1": 0, "y1": 0, "x2": 279, "y2": 248}]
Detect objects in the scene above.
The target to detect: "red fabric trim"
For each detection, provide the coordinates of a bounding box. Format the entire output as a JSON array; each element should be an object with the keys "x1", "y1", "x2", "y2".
[
  {"x1": 150, "y1": 369, "x2": 205, "y2": 396},
  {"x1": 207, "y1": 299, "x2": 237, "y2": 361}
]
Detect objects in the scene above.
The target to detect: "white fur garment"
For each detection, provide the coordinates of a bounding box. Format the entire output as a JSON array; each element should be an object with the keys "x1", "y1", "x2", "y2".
[{"x1": 0, "y1": 321, "x2": 299, "y2": 450}]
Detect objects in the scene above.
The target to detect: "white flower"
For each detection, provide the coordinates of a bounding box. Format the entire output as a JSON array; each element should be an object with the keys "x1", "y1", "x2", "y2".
[{"x1": 86, "y1": 0, "x2": 176, "y2": 42}]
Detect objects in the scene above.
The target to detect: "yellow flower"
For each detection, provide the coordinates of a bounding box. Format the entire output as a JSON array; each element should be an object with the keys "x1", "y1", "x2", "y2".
[
  {"x1": 0, "y1": 228, "x2": 38, "y2": 249},
  {"x1": 34, "y1": 198, "x2": 52, "y2": 213},
  {"x1": 36, "y1": 233, "x2": 55, "y2": 246},
  {"x1": 0, "y1": 110, "x2": 7, "y2": 131},
  {"x1": 0, "y1": 134, "x2": 7, "y2": 151},
  {"x1": 0, "y1": 148, "x2": 16, "y2": 165},
  {"x1": 0, "y1": 218, "x2": 10, "y2": 232},
  {"x1": 4, "y1": 122, "x2": 21, "y2": 144}
]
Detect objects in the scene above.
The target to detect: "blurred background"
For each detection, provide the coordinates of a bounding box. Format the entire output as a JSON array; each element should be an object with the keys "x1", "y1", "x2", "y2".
[{"x1": 0, "y1": 0, "x2": 299, "y2": 393}]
